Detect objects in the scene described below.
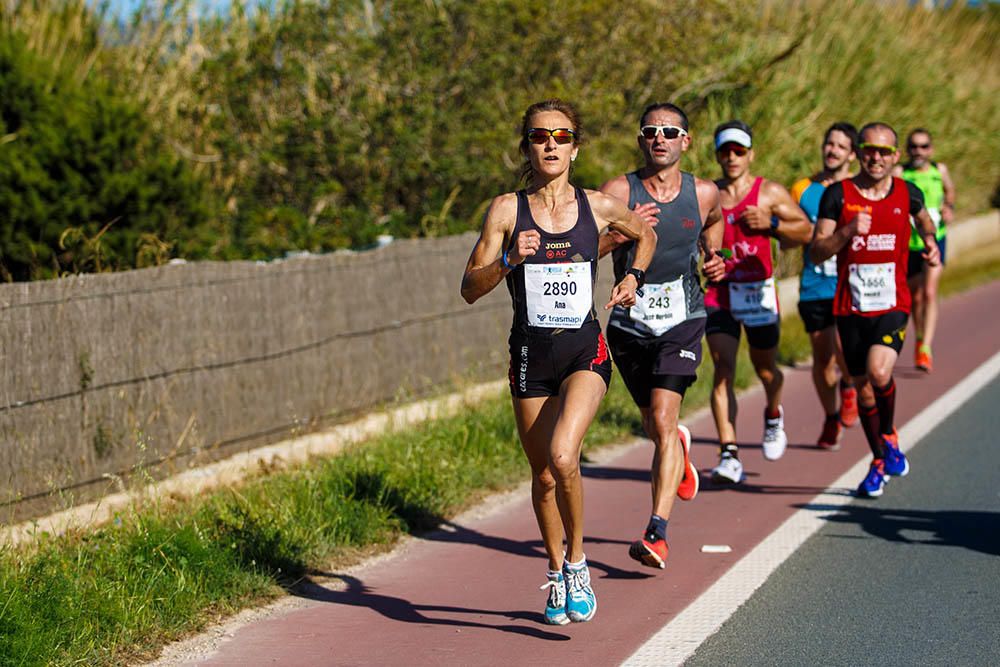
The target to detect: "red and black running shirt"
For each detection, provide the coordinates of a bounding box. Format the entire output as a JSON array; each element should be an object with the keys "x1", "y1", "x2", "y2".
[{"x1": 818, "y1": 177, "x2": 925, "y2": 317}]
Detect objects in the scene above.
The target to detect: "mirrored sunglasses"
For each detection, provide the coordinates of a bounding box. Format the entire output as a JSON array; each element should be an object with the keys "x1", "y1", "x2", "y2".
[
  {"x1": 859, "y1": 143, "x2": 897, "y2": 157},
  {"x1": 526, "y1": 128, "x2": 577, "y2": 144},
  {"x1": 716, "y1": 143, "x2": 749, "y2": 157}
]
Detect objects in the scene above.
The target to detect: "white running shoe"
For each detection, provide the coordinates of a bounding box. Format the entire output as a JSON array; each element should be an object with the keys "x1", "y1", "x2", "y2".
[
  {"x1": 762, "y1": 406, "x2": 788, "y2": 461},
  {"x1": 710, "y1": 453, "x2": 744, "y2": 484}
]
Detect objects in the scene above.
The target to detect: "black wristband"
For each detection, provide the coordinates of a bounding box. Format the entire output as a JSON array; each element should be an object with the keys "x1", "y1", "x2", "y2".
[{"x1": 626, "y1": 267, "x2": 645, "y2": 288}]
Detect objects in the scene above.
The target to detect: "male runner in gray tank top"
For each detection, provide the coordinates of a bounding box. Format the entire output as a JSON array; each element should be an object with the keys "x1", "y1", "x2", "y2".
[{"x1": 599, "y1": 102, "x2": 726, "y2": 569}]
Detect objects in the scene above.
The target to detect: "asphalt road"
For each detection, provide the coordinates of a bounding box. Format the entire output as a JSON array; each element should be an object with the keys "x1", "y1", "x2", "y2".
[
  {"x1": 687, "y1": 376, "x2": 1000, "y2": 666},
  {"x1": 154, "y1": 279, "x2": 1000, "y2": 666}
]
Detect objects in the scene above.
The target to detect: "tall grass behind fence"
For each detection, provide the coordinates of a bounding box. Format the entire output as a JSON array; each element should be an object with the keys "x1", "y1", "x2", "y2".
[
  {"x1": 10, "y1": 0, "x2": 995, "y2": 278},
  {"x1": 100, "y1": 0, "x2": 1000, "y2": 223}
]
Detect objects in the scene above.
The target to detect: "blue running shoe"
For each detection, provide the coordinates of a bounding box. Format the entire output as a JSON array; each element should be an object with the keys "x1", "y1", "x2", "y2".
[
  {"x1": 857, "y1": 459, "x2": 887, "y2": 498},
  {"x1": 539, "y1": 571, "x2": 569, "y2": 625},
  {"x1": 563, "y1": 559, "x2": 597, "y2": 622},
  {"x1": 881, "y1": 431, "x2": 909, "y2": 477}
]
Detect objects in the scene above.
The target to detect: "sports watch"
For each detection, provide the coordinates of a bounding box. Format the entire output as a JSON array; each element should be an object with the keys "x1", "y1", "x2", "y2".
[{"x1": 625, "y1": 267, "x2": 646, "y2": 289}]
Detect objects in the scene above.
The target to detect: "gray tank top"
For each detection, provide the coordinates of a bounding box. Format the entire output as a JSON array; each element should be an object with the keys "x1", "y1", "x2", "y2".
[{"x1": 609, "y1": 171, "x2": 706, "y2": 336}]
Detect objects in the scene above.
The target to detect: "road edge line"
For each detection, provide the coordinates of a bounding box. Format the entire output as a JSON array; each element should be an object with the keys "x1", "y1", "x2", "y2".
[{"x1": 622, "y1": 348, "x2": 1000, "y2": 666}]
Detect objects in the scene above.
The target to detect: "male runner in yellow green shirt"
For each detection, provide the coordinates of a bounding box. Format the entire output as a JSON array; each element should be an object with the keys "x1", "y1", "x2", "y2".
[{"x1": 893, "y1": 128, "x2": 956, "y2": 373}]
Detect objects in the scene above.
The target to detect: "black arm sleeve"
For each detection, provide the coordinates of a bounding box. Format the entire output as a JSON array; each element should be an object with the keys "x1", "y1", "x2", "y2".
[
  {"x1": 905, "y1": 181, "x2": 926, "y2": 217},
  {"x1": 817, "y1": 181, "x2": 845, "y2": 222}
]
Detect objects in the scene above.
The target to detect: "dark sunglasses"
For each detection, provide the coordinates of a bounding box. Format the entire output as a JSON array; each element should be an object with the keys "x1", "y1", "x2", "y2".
[
  {"x1": 859, "y1": 143, "x2": 897, "y2": 157},
  {"x1": 716, "y1": 144, "x2": 749, "y2": 157},
  {"x1": 908, "y1": 142, "x2": 931, "y2": 150},
  {"x1": 640, "y1": 125, "x2": 688, "y2": 140},
  {"x1": 526, "y1": 128, "x2": 577, "y2": 144}
]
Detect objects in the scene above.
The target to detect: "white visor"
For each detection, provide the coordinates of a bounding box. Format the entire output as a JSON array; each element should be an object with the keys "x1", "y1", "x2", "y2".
[{"x1": 714, "y1": 128, "x2": 752, "y2": 149}]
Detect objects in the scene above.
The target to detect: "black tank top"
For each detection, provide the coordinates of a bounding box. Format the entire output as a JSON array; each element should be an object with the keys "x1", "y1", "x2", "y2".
[
  {"x1": 505, "y1": 187, "x2": 600, "y2": 335},
  {"x1": 609, "y1": 171, "x2": 706, "y2": 336}
]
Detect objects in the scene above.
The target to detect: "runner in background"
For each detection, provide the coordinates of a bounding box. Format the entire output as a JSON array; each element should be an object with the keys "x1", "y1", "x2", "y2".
[
  {"x1": 461, "y1": 99, "x2": 655, "y2": 624},
  {"x1": 810, "y1": 122, "x2": 940, "y2": 498},
  {"x1": 599, "y1": 102, "x2": 725, "y2": 569},
  {"x1": 790, "y1": 122, "x2": 860, "y2": 451},
  {"x1": 705, "y1": 121, "x2": 812, "y2": 484},
  {"x1": 894, "y1": 128, "x2": 956, "y2": 373}
]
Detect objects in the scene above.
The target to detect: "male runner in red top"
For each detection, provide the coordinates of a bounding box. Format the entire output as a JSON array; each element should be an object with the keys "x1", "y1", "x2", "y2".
[
  {"x1": 811, "y1": 122, "x2": 939, "y2": 498},
  {"x1": 705, "y1": 120, "x2": 811, "y2": 485}
]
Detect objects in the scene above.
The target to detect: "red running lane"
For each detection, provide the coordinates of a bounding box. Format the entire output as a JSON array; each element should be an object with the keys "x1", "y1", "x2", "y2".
[{"x1": 185, "y1": 279, "x2": 1000, "y2": 666}]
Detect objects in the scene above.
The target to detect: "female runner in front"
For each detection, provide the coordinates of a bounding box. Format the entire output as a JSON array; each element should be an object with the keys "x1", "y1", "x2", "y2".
[{"x1": 461, "y1": 99, "x2": 655, "y2": 624}]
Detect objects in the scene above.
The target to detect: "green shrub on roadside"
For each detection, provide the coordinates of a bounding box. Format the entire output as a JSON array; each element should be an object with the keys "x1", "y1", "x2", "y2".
[{"x1": 0, "y1": 23, "x2": 216, "y2": 281}]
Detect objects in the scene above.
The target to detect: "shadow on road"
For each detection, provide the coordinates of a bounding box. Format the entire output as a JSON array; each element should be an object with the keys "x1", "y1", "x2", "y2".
[
  {"x1": 583, "y1": 461, "x2": 853, "y2": 498},
  {"x1": 698, "y1": 475, "x2": 854, "y2": 497},
  {"x1": 416, "y1": 520, "x2": 651, "y2": 581},
  {"x1": 292, "y1": 573, "x2": 571, "y2": 641},
  {"x1": 798, "y1": 504, "x2": 1000, "y2": 556},
  {"x1": 688, "y1": 437, "x2": 819, "y2": 454}
]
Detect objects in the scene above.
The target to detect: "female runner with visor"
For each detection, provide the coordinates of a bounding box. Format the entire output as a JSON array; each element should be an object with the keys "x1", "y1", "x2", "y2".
[{"x1": 462, "y1": 99, "x2": 655, "y2": 625}]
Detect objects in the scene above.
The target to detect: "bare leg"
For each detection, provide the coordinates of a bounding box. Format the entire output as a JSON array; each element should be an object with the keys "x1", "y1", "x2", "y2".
[
  {"x1": 809, "y1": 326, "x2": 839, "y2": 416},
  {"x1": 749, "y1": 345, "x2": 784, "y2": 412},
  {"x1": 867, "y1": 345, "x2": 898, "y2": 394},
  {"x1": 512, "y1": 395, "x2": 566, "y2": 571},
  {"x1": 833, "y1": 325, "x2": 852, "y2": 385},
  {"x1": 641, "y1": 388, "x2": 684, "y2": 520},
  {"x1": 708, "y1": 332, "x2": 740, "y2": 445},
  {"x1": 921, "y1": 262, "x2": 943, "y2": 349},
  {"x1": 549, "y1": 370, "x2": 607, "y2": 564},
  {"x1": 909, "y1": 272, "x2": 927, "y2": 342}
]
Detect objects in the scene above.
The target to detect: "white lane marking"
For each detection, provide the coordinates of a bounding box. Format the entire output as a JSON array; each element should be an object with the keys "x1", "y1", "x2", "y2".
[{"x1": 623, "y1": 348, "x2": 1000, "y2": 666}]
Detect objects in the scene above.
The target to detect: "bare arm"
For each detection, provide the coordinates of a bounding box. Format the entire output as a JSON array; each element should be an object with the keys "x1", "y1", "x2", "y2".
[
  {"x1": 913, "y1": 207, "x2": 941, "y2": 266},
  {"x1": 764, "y1": 180, "x2": 813, "y2": 247},
  {"x1": 460, "y1": 194, "x2": 519, "y2": 304},
  {"x1": 597, "y1": 175, "x2": 659, "y2": 258},
  {"x1": 810, "y1": 214, "x2": 862, "y2": 265},
  {"x1": 588, "y1": 190, "x2": 657, "y2": 308},
  {"x1": 738, "y1": 180, "x2": 811, "y2": 247},
  {"x1": 597, "y1": 175, "x2": 632, "y2": 258},
  {"x1": 939, "y1": 162, "x2": 956, "y2": 225},
  {"x1": 696, "y1": 177, "x2": 726, "y2": 282}
]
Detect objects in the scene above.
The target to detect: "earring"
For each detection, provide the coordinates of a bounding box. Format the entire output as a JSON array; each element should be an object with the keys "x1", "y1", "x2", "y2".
[{"x1": 571, "y1": 156, "x2": 577, "y2": 162}]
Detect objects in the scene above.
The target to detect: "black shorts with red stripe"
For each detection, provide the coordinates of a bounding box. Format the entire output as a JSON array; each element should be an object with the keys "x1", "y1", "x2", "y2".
[
  {"x1": 508, "y1": 320, "x2": 613, "y2": 398},
  {"x1": 607, "y1": 317, "x2": 705, "y2": 408}
]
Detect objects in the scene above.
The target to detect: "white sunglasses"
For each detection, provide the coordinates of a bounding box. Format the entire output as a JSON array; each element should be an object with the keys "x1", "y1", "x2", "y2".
[{"x1": 639, "y1": 125, "x2": 689, "y2": 140}]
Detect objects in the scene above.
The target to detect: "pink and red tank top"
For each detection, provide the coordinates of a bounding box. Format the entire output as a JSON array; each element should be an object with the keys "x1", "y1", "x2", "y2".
[{"x1": 704, "y1": 177, "x2": 775, "y2": 311}]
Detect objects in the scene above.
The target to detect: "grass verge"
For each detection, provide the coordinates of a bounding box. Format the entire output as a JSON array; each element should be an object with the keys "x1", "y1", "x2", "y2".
[{"x1": 2, "y1": 251, "x2": 998, "y2": 665}]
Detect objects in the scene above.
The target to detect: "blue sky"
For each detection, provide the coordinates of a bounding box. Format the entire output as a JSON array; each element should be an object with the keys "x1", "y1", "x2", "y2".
[{"x1": 93, "y1": 0, "x2": 241, "y2": 19}]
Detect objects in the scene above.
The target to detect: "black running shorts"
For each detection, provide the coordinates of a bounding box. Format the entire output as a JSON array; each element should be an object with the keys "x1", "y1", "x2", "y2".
[
  {"x1": 797, "y1": 298, "x2": 835, "y2": 334},
  {"x1": 607, "y1": 317, "x2": 705, "y2": 407},
  {"x1": 907, "y1": 236, "x2": 947, "y2": 279},
  {"x1": 835, "y1": 311, "x2": 909, "y2": 378},
  {"x1": 705, "y1": 307, "x2": 780, "y2": 350},
  {"x1": 508, "y1": 321, "x2": 613, "y2": 398}
]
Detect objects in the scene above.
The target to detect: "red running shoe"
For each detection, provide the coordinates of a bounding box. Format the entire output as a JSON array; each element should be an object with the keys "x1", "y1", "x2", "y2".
[
  {"x1": 817, "y1": 414, "x2": 842, "y2": 451},
  {"x1": 840, "y1": 385, "x2": 858, "y2": 427},
  {"x1": 915, "y1": 345, "x2": 933, "y2": 373},
  {"x1": 676, "y1": 424, "x2": 699, "y2": 501},
  {"x1": 628, "y1": 533, "x2": 669, "y2": 569}
]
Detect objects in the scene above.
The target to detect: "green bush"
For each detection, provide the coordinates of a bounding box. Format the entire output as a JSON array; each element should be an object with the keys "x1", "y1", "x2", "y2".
[{"x1": 0, "y1": 19, "x2": 215, "y2": 280}]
